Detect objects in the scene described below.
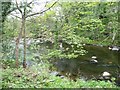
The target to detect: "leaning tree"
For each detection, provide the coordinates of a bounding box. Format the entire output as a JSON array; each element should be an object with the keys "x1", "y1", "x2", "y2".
[{"x1": 13, "y1": 0, "x2": 58, "y2": 68}]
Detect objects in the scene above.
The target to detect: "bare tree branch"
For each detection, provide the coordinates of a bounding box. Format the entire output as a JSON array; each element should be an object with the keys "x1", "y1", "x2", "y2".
[
  {"x1": 7, "y1": 0, "x2": 33, "y2": 15},
  {"x1": 15, "y1": 0, "x2": 22, "y2": 14},
  {"x1": 7, "y1": 6, "x2": 21, "y2": 15},
  {"x1": 26, "y1": 0, "x2": 58, "y2": 18},
  {"x1": 10, "y1": 13, "x2": 22, "y2": 19},
  {"x1": 27, "y1": 0, "x2": 33, "y2": 6},
  {"x1": 44, "y1": 1, "x2": 48, "y2": 8}
]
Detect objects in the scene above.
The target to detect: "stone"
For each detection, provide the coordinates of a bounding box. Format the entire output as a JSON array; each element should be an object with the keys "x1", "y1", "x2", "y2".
[
  {"x1": 60, "y1": 75, "x2": 65, "y2": 78},
  {"x1": 91, "y1": 56, "x2": 97, "y2": 59},
  {"x1": 102, "y1": 71, "x2": 111, "y2": 77},
  {"x1": 90, "y1": 59, "x2": 98, "y2": 64},
  {"x1": 108, "y1": 46, "x2": 119, "y2": 51},
  {"x1": 50, "y1": 71, "x2": 59, "y2": 76},
  {"x1": 112, "y1": 46, "x2": 119, "y2": 51}
]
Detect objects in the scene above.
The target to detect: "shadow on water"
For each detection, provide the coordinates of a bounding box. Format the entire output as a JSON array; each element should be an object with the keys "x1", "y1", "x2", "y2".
[{"x1": 53, "y1": 44, "x2": 120, "y2": 81}]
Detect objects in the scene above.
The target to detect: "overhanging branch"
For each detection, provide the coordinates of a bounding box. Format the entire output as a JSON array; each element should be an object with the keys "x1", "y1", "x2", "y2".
[
  {"x1": 10, "y1": 13, "x2": 22, "y2": 19},
  {"x1": 15, "y1": 0, "x2": 22, "y2": 14},
  {"x1": 7, "y1": 0, "x2": 33, "y2": 15},
  {"x1": 25, "y1": 0, "x2": 58, "y2": 18}
]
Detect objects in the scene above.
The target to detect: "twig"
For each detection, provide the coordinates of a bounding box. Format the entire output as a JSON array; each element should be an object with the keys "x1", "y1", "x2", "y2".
[
  {"x1": 15, "y1": 0, "x2": 22, "y2": 14},
  {"x1": 26, "y1": 0, "x2": 58, "y2": 18},
  {"x1": 10, "y1": 13, "x2": 22, "y2": 19}
]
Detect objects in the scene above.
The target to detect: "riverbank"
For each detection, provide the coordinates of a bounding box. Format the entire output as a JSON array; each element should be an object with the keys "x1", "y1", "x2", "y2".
[{"x1": 1, "y1": 61, "x2": 119, "y2": 88}]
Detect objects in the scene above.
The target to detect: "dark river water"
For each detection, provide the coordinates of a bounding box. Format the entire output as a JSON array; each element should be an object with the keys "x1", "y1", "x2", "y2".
[
  {"x1": 24, "y1": 40, "x2": 119, "y2": 82},
  {"x1": 52, "y1": 44, "x2": 120, "y2": 80}
]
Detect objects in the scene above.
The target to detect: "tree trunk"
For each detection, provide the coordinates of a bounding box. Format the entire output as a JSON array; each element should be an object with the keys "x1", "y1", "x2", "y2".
[
  {"x1": 23, "y1": 16, "x2": 27, "y2": 68},
  {"x1": 15, "y1": 17, "x2": 24, "y2": 68},
  {"x1": 15, "y1": 38, "x2": 19, "y2": 68},
  {"x1": 15, "y1": 0, "x2": 57, "y2": 68}
]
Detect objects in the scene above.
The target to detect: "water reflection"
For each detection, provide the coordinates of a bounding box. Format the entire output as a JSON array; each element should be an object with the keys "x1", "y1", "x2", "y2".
[{"x1": 54, "y1": 45, "x2": 120, "y2": 80}]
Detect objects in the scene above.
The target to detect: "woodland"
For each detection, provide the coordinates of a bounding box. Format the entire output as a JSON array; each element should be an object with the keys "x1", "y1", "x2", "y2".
[{"x1": 1, "y1": 0, "x2": 120, "y2": 88}]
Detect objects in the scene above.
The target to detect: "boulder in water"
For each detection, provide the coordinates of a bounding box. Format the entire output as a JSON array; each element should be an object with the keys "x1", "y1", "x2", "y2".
[
  {"x1": 112, "y1": 46, "x2": 119, "y2": 51},
  {"x1": 91, "y1": 56, "x2": 97, "y2": 59},
  {"x1": 90, "y1": 59, "x2": 98, "y2": 63},
  {"x1": 90, "y1": 56, "x2": 98, "y2": 63},
  {"x1": 108, "y1": 46, "x2": 119, "y2": 51},
  {"x1": 98, "y1": 72, "x2": 112, "y2": 82},
  {"x1": 102, "y1": 71, "x2": 112, "y2": 81},
  {"x1": 102, "y1": 71, "x2": 111, "y2": 77},
  {"x1": 50, "y1": 71, "x2": 61, "y2": 76}
]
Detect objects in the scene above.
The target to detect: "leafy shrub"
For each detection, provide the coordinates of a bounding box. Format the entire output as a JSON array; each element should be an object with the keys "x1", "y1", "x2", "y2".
[{"x1": 1, "y1": 63, "x2": 118, "y2": 88}]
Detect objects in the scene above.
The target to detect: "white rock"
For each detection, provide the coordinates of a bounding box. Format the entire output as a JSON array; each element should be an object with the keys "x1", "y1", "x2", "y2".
[
  {"x1": 109, "y1": 46, "x2": 119, "y2": 51},
  {"x1": 90, "y1": 59, "x2": 98, "y2": 63},
  {"x1": 50, "y1": 71, "x2": 59, "y2": 76},
  {"x1": 91, "y1": 56, "x2": 97, "y2": 59},
  {"x1": 60, "y1": 76, "x2": 65, "y2": 78},
  {"x1": 93, "y1": 60, "x2": 98, "y2": 63},
  {"x1": 108, "y1": 47, "x2": 112, "y2": 50},
  {"x1": 112, "y1": 46, "x2": 119, "y2": 51},
  {"x1": 102, "y1": 71, "x2": 111, "y2": 77}
]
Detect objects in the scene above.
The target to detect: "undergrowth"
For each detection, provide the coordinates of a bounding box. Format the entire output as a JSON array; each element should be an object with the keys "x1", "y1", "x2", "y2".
[{"x1": 1, "y1": 62, "x2": 119, "y2": 88}]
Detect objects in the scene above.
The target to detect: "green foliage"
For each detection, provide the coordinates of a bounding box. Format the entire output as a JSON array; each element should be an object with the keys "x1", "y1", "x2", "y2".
[
  {"x1": 2, "y1": 63, "x2": 118, "y2": 88},
  {"x1": 1, "y1": 18, "x2": 20, "y2": 61},
  {"x1": 47, "y1": 77, "x2": 117, "y2": 88},
  {"x1": 2, "y1": 59, "x2": 15, "y2": 68},
  {"x1": 2, "y1": 18, "x2": 19, "y2": 39},
  {"x1": 2, "y1": 63, "x2": 50, "y2": 88},
  {"x1": 1, "y1": 1, "x2": 120, "y2": 88},
  {"x1": 2, "y1": 2, "x2": 11, "y2": 23},
  {"x1": 43, "y1": 49, "x2": 79, "y2": 59},
  {"x1": 1, "y1": 41, "x2": 15, "y2": 60},
  {"x1": 59, "y1": 2, "x2": 119, "y2": 45},
  {"x1": 25, "y1": 2, "x2": 120, "y2": 56}
]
